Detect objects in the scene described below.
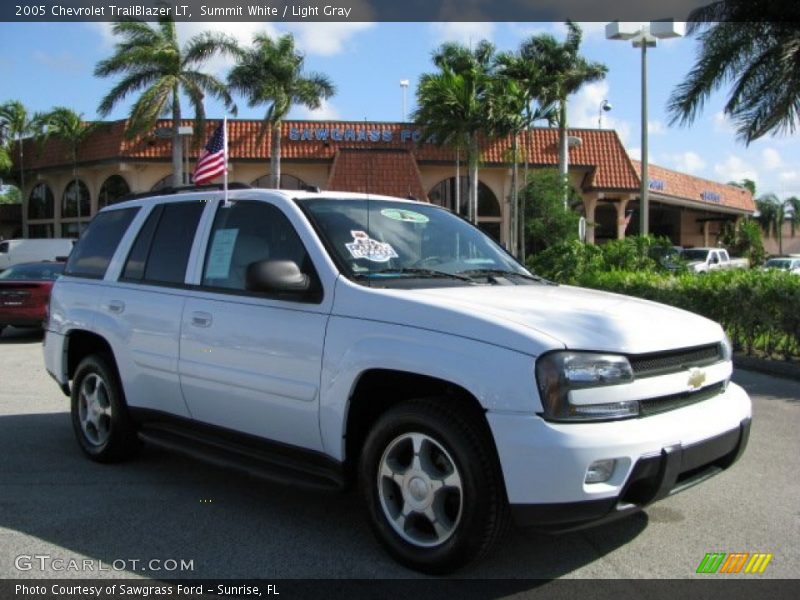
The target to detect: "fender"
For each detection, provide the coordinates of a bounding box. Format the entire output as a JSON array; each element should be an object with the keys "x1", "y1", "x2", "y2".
[{"x1": 318, "y1": 315, "x2": 543, "y2": 460}]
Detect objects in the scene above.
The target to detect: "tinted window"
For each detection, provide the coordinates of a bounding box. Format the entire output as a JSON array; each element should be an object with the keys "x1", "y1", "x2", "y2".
[
  {"x1": 65, "y1": 208, "x2": 139, "y2": 279},
  {"x1": 201, "y1": 200, "x2": 316, "y2": 296},
  {"x1": 0, "y1": 242, "x2": 8, "y2": 254},
  {"x1": 122, "y1": 205, "x2": 163, "y2": 281},
  {"x1": 142, "y1": 201, "x2": 204, "y2": 285}
]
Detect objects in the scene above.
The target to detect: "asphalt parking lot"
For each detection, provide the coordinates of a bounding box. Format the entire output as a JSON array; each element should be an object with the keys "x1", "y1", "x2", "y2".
[{"x1": 0, "y1": 326, "x2": 798, "y2": 580}]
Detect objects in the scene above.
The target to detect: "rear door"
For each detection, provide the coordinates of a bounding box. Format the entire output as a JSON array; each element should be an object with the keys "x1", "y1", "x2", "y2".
[
  {"x1": 178, "y1": 199, "x2": 330, "y2": 451},
  {"x1": 98, "y1": 200, "x2": 209, "y2": 418}
]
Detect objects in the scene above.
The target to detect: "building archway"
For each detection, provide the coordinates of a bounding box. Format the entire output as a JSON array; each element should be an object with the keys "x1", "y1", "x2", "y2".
[
  {"x1": 98, "y1": 175, "x2": 131, "y2": 208},
  {"x1": 428, "y1": 176, "x2": 502, "y2": 241},
  {"x1": 61, "y1": 179, "x2": 91, "y2": 237},
  {"x1": 28, "y1": 182, "x2": 54, "y2": 220}
]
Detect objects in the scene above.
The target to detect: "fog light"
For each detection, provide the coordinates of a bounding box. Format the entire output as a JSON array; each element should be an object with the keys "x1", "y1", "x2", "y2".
[{"x1": 585, "y1": 459, "x2": 616, "y2": 483}]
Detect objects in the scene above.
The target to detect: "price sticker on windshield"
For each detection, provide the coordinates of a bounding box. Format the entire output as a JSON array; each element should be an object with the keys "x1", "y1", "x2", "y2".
[
  {"x1": 345, "y1": 231, "x2": 399, "y2": 263},
  {"x1": 380, "y1": 208, "x2": 430, "y2": 223}
]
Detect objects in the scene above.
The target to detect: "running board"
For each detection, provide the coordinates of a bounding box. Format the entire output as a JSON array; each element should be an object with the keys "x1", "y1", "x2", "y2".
[{"x1": 137, "y1": 424, "x2": 345, "y2": 493}]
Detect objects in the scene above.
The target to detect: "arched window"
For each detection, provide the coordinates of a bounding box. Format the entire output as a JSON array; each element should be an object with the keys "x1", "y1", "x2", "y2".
[
  {"x1": 98, "y1": 175, "x2": 131, "y2": 208},
  {"x1": 251, "y1": 174, "x2": 308, "y2": 190},
  {"x1": 28, "y1": 183, "x2": 54, "y2": 220},
  {"x1": 61, "y1": 179, "x2": 91, "y2": 218},
  {"x1": 427, "y1": 177, "x2": 501, "y2": 218}
]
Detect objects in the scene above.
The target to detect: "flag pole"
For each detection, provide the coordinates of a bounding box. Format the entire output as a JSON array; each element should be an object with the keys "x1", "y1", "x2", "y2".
[{"x1": 223, "y1": 115, "x2": 229, "y2": 204}]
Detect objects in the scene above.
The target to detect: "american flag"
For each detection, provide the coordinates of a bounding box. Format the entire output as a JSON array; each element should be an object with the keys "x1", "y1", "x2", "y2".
[{"x1": 193, "y1": 122, "x2": 226, "y2": 184}]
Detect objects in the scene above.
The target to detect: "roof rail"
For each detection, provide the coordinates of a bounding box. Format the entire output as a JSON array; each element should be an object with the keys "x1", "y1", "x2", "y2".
[{"x1": 116, "y1": 182, "x2": 253, "y2": 203}]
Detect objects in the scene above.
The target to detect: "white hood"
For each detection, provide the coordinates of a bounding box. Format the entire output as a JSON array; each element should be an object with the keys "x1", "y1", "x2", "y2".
[{"x1": 335, "y1": 280, "x2": 724, "y2": 356}]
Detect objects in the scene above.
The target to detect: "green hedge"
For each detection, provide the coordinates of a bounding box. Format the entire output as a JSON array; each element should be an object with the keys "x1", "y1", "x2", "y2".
[{"x1": 574, "y1": 269, "x2": 800, "y2": 359}]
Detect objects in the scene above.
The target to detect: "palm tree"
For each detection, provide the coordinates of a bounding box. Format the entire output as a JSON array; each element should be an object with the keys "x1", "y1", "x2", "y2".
[
  {"x1": 95, "y1": 16, "x2": 240, "y2": 186},
  {"x1": 755, "y1": 193, "x2": 800, "y2": 254},
  {"x1": 668, "y1": 1, "x2": 800, "y2": 144},
  {"x1": 518, "y1": 22, "x2": 607, "y2": 203},
  {"x1": 228, "y1": 33, "x2": 335, "y2": 189},
  {"x1": 495, "y1": 49, "x2": 559, "y2": 258},
  {"x1": 38, "y1": 107, "x2": 98, "y2": 223},
  {"x1": 0, "y1": 100, "x2": 35, "y2": 195},
  {"x1": 414, "y1": 41, "x2": 496, "y2": 224},
  {"x1": 727, "y1": 178, "x2": 756, "y2": 197}
]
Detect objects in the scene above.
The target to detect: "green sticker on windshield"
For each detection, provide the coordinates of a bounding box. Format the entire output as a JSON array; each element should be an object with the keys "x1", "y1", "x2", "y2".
[{"x1": 380, "y1": 208, "x2": 430, "y2": 223}]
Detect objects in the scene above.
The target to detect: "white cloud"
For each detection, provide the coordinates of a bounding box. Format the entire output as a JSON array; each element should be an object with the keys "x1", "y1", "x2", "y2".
[
  {"x1": 761, "y1": 147, "x2": 783, "y2": 171},
  {"x1": 566, "y1": 80, "x2": 632, "y2": 145},
  {"x1": 664, "y1": 151, "x2": 706, "y2": 174},
  {"x1": 713, "y1": 111, "x2": 735, "y2": 134},
  {"x1": 292, "y1": 99, "x2": 340, "y2": 121},
  {"x1": 285, "y1": 22, "x2": 374, "y2": 57},
  {"x1": 648, "y1": 120, "x2": 666, "y2": 135},
  {"x1": 628, "y1": 147, "x2": 641, "y2": 161},
  {"x1": 32, "y1": 50, "x2": 83, "y2": 73},
  {"x1": 714, "y1": 154, "x2": 758, "y2": 183},
  {"x1": 429, "y1": 22, "x2": 496, "y2": 46},
  {"x1": 779, "y1": 171, "x2": 799, "y2": 183}
]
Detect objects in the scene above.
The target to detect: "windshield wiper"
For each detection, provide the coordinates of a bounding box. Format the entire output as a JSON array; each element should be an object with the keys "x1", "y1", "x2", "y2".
[
  {"x1": 457, "y1": 268, "x2": 551, "y2": 283},
  {"x1": 361, "y1": 268, "x2": 474, "y2": 282}
]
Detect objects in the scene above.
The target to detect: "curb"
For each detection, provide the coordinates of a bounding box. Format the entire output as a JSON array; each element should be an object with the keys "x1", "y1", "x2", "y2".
[{"x1": 733, "y1": 354, "x2": 800, "y2": 382}]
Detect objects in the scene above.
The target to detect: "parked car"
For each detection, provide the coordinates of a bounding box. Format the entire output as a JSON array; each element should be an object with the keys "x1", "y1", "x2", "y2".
[
  {"x1": 0, "y1": 261, "x2": 65, "y2": 335},
  {"x1": 44, "y1": 188, "x2": 751, "y2": 573},
  {"x1": 681, "y1": 247, "x2": 749, "y2": 273},
  {"x1": 763, "y1": 257, "x2": 800, "y2": 273},
  {"x1": 648, "y1": 245, "x2": 684, "y2": 272},
  {"x1": 0, "y1": 238, "x2": 75, "y2": 272}
]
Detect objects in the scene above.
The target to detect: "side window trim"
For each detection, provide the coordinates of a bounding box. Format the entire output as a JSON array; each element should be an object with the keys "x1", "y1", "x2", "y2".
[{"x1": 185, "y1": 198, "x2": 223, "y2": 286}]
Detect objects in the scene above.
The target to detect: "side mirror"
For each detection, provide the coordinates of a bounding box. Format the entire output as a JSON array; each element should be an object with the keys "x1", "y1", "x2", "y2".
[{"x1": 246, "y1": 260, "x2": 310, "y2": 294}]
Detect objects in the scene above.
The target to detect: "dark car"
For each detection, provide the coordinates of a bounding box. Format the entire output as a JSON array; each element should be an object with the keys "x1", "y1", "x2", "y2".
[{"x1": 0, "y1": 261, "x2": 64, "y2": 335}]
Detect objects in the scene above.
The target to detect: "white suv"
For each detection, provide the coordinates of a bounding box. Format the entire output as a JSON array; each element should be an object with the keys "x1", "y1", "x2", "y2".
[{"x1": 44, "y1": 187, "x2": 751, "y2": 573}]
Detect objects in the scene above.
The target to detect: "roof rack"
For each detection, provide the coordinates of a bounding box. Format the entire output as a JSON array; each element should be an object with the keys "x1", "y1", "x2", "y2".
[{"x1": 116, "y1": 182, "x2": 253, "y2": 203}]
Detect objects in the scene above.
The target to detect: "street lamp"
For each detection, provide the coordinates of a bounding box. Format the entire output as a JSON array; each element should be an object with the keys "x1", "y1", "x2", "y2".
[
  {"x1": 400, "y1": 79, "x2": 409, "y2": 122},
  {"x1": 606, "y1": 20, "x2": 684, "y2": 236},
  {"x1": 598, "y1": 99, "x2": 612, "y2": 129}
]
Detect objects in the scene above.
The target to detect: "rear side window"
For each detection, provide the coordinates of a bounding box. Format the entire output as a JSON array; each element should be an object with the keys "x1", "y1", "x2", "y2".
[
  {"x1": 0, "y1": 242, "x2": 8, "y2": 254},
  {"x1": 122, "y1": 201, "x2": 205, "y2": 286},
  {"x1": 64, "y1": 208, "x2": 139, "y2": 279}
]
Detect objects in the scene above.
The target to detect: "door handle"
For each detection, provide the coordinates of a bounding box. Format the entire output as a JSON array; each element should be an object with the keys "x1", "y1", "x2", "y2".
[
  {"x1": 190, "y1": 311, "x2": 212, "y2": 328},
  {"x1": 107, "y1": 300, "x2": 125, "y2": 314}
]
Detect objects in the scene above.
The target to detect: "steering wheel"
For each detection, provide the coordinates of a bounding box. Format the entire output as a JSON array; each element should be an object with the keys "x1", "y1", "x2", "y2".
[{"x1": 411, "y1": 256, "x2": 445, "y2": 268}]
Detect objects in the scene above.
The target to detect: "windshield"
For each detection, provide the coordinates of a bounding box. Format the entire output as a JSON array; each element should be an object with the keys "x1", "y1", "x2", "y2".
[
  {"x1": 766, "y1": 259, "x2": 791, "y2": 270},
  {"x1": 682, "y1": 249, "x2": 710, "y2": 261},
  {"x1": 298, "y1": 198, "x2": 532, "y2": 285},
  {"x1": 0, "y1": 262, "x2": 64, "y2": 280}
]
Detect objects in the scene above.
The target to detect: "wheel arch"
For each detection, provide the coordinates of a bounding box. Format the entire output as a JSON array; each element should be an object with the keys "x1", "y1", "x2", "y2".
[{"x1": 342, "y1": 369, "x2": 504, "y2": 488}]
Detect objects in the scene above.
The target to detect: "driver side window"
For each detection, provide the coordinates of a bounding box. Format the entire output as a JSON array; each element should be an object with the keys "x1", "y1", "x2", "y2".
[{"x1": 201, "y1": 200, "x2": 315, "y2": 295}]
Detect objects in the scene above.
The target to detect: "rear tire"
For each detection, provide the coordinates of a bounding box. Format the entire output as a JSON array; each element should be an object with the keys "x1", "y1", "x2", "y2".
[
  {"x1": 71, "y1": 354, "x2": 139, "y2": 463},
  {"x1": 359, "y1": 398, "x2": 508, "y2": 574}
]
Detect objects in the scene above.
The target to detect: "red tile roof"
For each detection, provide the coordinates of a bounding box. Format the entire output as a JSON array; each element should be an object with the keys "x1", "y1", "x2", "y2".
[
  {"x1": 631, "y1": 160, "x2": 755, "y2": 213},
  {"x1": 326, "y1": 149, "x2": 428, "y2": 200}
]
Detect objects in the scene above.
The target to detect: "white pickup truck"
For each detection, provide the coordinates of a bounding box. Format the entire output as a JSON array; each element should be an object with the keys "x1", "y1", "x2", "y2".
[
  {"x1": 43, "y1": 188, "x2": 751, "y2": 573},
  {"x1": 682, "y1": 247, "x2": 749, "y2": 273}
]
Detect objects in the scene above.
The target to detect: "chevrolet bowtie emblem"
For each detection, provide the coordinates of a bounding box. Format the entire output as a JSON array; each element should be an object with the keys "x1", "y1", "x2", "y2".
[{"x1": 687, "y1": 368, "x2": 706, "y2": 389}]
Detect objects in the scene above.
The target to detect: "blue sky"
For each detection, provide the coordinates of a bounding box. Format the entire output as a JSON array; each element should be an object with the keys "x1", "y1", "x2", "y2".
[{"x1": 1, "y1": 20, "x2": 798, "y2": 199}]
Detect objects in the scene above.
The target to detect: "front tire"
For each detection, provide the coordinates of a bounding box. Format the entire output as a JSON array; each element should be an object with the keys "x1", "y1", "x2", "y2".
[
  {"x1": 359, "y1": 399, "x2": 508, "y2": 574},
  {"x1": 71, "y1": 354, "x2": 139, "y2": 463}
]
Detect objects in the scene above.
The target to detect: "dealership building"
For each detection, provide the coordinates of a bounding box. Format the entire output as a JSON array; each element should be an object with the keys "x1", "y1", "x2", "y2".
[{"x1": 13, "y1": 119, "x2": 755, "y2": 247}]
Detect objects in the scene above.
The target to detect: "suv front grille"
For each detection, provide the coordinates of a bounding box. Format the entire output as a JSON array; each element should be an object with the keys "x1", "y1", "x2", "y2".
[
  {"x1": 638, "y1": 381, "x2": 726, "y2": 417},
  {"x1": 629, "y1": 344, "x2": 723, "y2": 378}
]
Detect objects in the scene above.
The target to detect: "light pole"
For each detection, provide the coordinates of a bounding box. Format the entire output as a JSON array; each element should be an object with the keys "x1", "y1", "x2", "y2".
[
  {"x1": 606, "y1": 21, "x2": 684, "y2": 236},
  {"x1": 598, "y1": 99, "x2": 612, "y2": 129},
  {"x1": 400, "y1": 80, "x2": 409, "y2": 122}
]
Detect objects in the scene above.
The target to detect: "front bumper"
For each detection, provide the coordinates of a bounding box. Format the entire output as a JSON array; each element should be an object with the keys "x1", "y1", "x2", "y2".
[
  {"x1": 510, "y1": 418, "x2": 750, "y2": 531},
  {"x1": 487, "y1": 380, "x2": 752, "y2": 530}
]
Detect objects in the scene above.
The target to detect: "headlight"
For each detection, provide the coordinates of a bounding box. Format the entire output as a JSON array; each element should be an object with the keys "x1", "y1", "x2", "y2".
[
  {"x1": 721, "y1": 333, "x2": 733, "y2": 362},
  {"x1": 536, "y1": 351, "x2": 637, "y2": 422}
]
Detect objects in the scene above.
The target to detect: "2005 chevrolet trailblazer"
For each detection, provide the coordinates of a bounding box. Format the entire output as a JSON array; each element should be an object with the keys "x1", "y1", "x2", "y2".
[{"x1": 44, "y1": 187, "x2": 751, "y2": 573}]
